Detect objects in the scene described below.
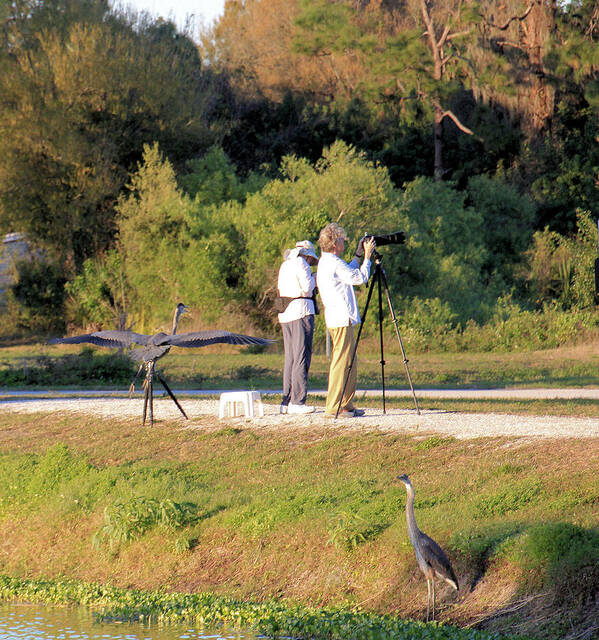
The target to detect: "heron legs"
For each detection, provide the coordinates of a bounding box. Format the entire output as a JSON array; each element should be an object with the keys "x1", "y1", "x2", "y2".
[
  {"x1": 425, "y1": 576, "x2": 436, "y2": 622},
  {"x1": 142, "y1": 378, "x2": 149, "y2": 425},
  {"x1": 149, "y1": 375, "x2": 154, "y2": 425},
  {"x1": 142, "y1": 363, "x2": 155, "y2": 426},
  {"x1": 140, "y1": 363, "x2": 187, "y2": 425},
  {"x1": 129, "y1": 363, "x2": 144, "y2": 397}
]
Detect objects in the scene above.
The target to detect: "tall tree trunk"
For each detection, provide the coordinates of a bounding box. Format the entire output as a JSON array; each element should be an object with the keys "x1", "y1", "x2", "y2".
[
  {"x1": 421, "y1": 0, "x2": 445, "y2": 180},
  {"x1": 433, "y1": 105, "x2": 444, "y2": 180},
  {"x1": 520, "y1": 0, "x2": 555, "y2": 131}
]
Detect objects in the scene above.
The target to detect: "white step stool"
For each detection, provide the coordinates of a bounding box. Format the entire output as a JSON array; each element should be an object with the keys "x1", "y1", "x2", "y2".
[{"x1": 218, "y1": 391, "x2": 264, "y2": 419}]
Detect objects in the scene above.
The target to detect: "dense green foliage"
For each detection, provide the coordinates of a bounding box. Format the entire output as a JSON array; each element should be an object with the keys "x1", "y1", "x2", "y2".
[
  {"x1": 0, "y1": 348, "x2": 134, "y2": 386},
  {"x1": 0, "y1": 0, "x2": 214, "y2": 274},
  {"x1": 66, "y1": 141, "x2": 564, "y2": 333},
  {"x1": 0, "y1": 0, "x2": 598, "y2": 346}
]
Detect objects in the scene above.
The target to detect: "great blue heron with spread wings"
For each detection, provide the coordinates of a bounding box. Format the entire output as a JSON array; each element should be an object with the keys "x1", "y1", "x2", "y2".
[
  {"x1": 50, "y1": 303, "x2": 273, "y2": 425},
  {"x1": 397, "y1": 474, "x2": 459, "y2": 622}
]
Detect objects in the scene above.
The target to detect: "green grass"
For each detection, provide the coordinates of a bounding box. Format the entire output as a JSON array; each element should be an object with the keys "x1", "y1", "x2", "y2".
[
  {"x1": 0, "y1": 411, "x2": 598, "y2": 638},
  {"x1": 2, "y1": 340, "x2": 599, "y2": 389}
]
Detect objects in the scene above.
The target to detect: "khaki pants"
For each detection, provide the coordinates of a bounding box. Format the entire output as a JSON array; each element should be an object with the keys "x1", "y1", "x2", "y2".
[{"x1": 325, "y1": 325, "x2": 357, "y2": 416}]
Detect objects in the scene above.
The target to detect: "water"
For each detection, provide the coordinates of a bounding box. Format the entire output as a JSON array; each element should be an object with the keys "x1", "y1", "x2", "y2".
[{"x1": 0, "y1": 603, "x2": 256, "y2": 640}]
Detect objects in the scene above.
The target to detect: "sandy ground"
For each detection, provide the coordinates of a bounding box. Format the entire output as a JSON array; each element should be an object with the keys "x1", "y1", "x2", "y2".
[{"x1": 1, "y1": 390, "x2": 599, "y2": 439}]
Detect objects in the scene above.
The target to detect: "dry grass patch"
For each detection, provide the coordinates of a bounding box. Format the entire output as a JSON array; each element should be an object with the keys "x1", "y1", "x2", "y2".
[{"x1": 0, "y1": 411, "x2": 599, "y2": 637}]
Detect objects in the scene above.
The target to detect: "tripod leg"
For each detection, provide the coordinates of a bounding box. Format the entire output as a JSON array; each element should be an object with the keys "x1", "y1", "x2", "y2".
[
  {"x1": 142, "y1": 378, "x2": 149, "y2": 425},
  {"x1": 335, "y1": 271, "x2": 377, "y2": 418},
  {"x1": 149, "y1": 376, "x2": 154, "y2": 426},
  {"x1": 377, "y1": 266, "x2": 387, "y2": 414},
  {"x1": 378, "y1": 265, "x2": 421, "y2": 415},
  {"x1": 156, "y1": 371, "x2": 188, "y2": 419}
]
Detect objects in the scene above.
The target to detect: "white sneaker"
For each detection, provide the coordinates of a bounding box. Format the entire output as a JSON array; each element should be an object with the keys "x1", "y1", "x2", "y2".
[
  {"x1": 279, "y1": 404, "x2": 288, "y2": 414},
  {"x1": 288, "y1": 403, "x2": 315, "y2": 414}
]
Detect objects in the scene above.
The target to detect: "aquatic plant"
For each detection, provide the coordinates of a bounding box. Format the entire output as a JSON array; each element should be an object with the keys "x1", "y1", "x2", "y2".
[{"x1": 0, "y1": 575, "x2": 514, "y2": 640}]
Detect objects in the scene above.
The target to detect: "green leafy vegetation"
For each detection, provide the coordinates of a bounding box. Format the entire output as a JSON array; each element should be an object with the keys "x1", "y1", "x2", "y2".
[
  {"x1": 94, "y1": 497, "x2": 200, "y2": 550},
  {"x1": 0, "y1": 1, "x2": 598, "y2": 345},
  {"x1": 0, "y1": 411, "x2": 597, "y2": 638},
  {"x1": 0, "y1": 348, "x2": 135, "y2": 386},
  {"x1": 0, "y1": 576, "x2": 511, "y2": 640}
]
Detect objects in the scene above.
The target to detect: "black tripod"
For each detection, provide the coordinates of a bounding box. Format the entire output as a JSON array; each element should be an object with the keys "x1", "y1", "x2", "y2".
[{"x1": 335, "y1": 253, "x2": 420, "y2": 418}]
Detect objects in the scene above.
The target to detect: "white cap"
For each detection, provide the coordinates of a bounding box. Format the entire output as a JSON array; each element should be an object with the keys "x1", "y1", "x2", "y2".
[{"x1": 294, "y1": 240, "x2": 319, "y2": 262}]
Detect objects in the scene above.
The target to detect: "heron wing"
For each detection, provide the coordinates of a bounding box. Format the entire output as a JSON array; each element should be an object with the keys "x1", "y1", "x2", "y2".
[
  {"x1": 420, "y1": 532, "x2": 459, "y2": 589},
  {"x1": 49, "y1": 330, "x2": 151, "y2": 349},
  {"x1": 165, "y1": 331, "x2": 274, "y2": 348}
]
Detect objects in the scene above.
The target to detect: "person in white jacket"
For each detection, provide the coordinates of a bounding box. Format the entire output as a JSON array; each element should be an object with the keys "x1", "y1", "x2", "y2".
[
  {"x1": 317, "y1": 223, "x2": 375, "y2": 417},
  {"x1": 277, "y1": 240, "x2": 319, "y2": 414}
]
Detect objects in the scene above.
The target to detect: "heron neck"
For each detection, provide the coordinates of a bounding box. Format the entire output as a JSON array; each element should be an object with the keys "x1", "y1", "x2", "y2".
[
  {"x1": 172, "y1": 312, "x2": 180, "y2": 335},
  {"x1": 404, "y1": 485, "x2": 420, "y2": 541}
]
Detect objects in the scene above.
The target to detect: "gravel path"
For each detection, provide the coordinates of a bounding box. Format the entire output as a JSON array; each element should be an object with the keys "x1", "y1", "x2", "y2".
[{"x1": 1, "y1": 390, "x2": 599, "y2": 439}]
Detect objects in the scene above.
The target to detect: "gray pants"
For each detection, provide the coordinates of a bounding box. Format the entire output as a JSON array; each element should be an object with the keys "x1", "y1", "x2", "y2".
[{"x1": 281, "y1": 315, "x2": 314, "y2": 406}]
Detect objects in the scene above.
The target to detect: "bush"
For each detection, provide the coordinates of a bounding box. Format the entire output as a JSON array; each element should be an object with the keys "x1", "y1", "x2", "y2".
[
  {"x1": 524, "y1": 209, "x2": 597, "y2": 310},
  {"x1": 466, "y1": 175, "x2": 536, "y2": 285},
  {"x1": 94, "y1": 497, "x2": 199, "y2": 550},
  {"x1": 0, "y1": 348, "x2": 135, "y2": 386},
  {"x1": 10, "y1": 259, "x2": 66, "y2": 332},
  {"x1": 64, "y1": 250, "x2": 128, "y2": 329},
  {"x1": 394, "y1": 177, "x2": 491, "y2": 324}
]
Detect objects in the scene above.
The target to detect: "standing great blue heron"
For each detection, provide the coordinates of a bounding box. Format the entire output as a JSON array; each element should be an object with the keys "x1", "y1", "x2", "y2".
[
  {"x1": 397, "y1": 474, "x2": 459, "y2": 622},
  {"x1": 50, "y1": 303, "x2": 273, "y2": 425}
]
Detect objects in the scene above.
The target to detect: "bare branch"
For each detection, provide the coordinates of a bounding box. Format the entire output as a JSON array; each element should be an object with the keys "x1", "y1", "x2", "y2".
[
  {"x1": 443, "y1": 49, "x2": 478, "y2": 78},
  {"x1": 438, "y1": 24, "x2": 451, "y2": 48},
  {"x1": 485, "y1": 2, "x2": 536, "y2": 31},
  {"x1": 494, "y1": 39, "x2": 528, "y2": 53},
  {"x1": 435, "y1": 105, "x2": 479, "y2": 138},
  {"x1": 445, "y1": 29, "x2": 473, "y2": 42},
  {"x1": 442, "y1": 109, "x2": 474, "y2": 135},
  {"x1": 419, "y1": 0, "x2": 438, "y2": 56}
]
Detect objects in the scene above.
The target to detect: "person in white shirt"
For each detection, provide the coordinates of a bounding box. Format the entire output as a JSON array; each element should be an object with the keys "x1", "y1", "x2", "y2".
[
  {"x1": 277, "y1": 240, "x2": 319, "y2": 414},
  {"x1": 317, "y1": 223, "x2": 375, "y2": 418}
]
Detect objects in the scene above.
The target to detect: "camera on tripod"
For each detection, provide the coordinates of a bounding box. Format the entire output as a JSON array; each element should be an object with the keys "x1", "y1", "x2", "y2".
[
  {"x1": 365, "y1": 231, "x2": 405, "y2": 246},
  {"x1": 356, "y1": 230, "x2": 405, "y2": 260}
]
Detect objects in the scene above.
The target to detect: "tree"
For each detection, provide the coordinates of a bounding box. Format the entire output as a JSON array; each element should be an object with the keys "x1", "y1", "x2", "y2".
[
  {"x1": 115, "y1": 144, "x2": 251, "y2": 329},
  {"x1": 201, "y1": 0, "x2": 365, "y2": 101},
  {"x1": 116, "y1": 143, "x2": 192, "y2": 325},
  {"x1": 0, "y1": 0, "x2": 213, "y2": 272},
  {"x1": 293, "y1": 0, "x2": 561, "y2": 179}
]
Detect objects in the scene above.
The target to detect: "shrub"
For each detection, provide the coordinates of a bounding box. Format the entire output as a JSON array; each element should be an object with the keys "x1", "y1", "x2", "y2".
[
  {"x1": 524, "y1": 209, "x2": 597, "y2": 310},
  {"x1": 94, "y1": 497, "x2": 199, "y2": 550},
  {"x1": 394, "y1": 177, "x2": 491, "y2": 324},
  {"x1": 10, "y1": 259, "x2": 66, "y2": 332},
  {"x1": 0, "y1": 348, "x2": 135, "y2": 386},
  {"x1": 64, "y1": 249, "x2": 128, "y2": 329},
  {"x1": 467, "y1": 175, "x2": 536, "y2": 285}
]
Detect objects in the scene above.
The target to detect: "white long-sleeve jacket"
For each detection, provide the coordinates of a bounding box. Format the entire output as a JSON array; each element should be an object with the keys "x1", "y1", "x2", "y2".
[{"x1": 316, "y1": 252, "x2": 371, "y2": 328}]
